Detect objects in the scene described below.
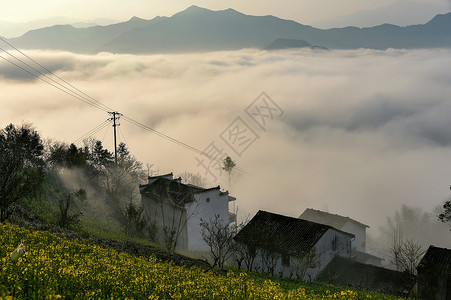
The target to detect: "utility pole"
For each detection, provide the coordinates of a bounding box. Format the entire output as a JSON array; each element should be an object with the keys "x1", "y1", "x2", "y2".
[{"x1": 108, "y1": 111, "x2": 122, "y2": 165}]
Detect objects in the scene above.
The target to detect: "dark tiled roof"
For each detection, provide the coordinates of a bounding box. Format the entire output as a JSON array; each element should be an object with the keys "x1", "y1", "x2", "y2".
[
  {"x1": 317, "y1": 256, "x2": 415, "y2": 297},
  {"x1": 140, "y1": 177, "x2": 199, "y2": 206},
  {"x1": 351, "y1": 249, "x2": 383, "y2": 265},
  {"x1": 234, "y1": 210, "x2": 353, "y2": 256},
  {"x1": 417, "y1": 245, "x2": 451, "y2": 275},
  {"x1": 147, "y1": 173, "x2": 173, "y2": 180},
  {"x1": 185, "y1": 183, "x2": 204, "y2": 189},
  {"x1": 140, "y1": 176, "x2": 229, "y2": 206},
  {"x1": 193, "y1": 186, "x2": 221, "y2": 195},
  {"x1": 299, "y1": 208, "x2": 369, "y2": 229}
]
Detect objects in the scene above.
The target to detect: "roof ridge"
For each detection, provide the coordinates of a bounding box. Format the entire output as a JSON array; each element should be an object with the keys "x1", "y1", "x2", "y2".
[
  {"x1": 147, "y1": 172, "x2": 173, "y2": 179},
  {"x1": 235, "y1": 210, "x2": 355, "y2": 256},
  {"x1": 194, "y1": 185, "x2": 221, "y2": 194},
  {"x1": 258, "y1": 210, "x2": 355, "y2": 237},
  {"x1": 302, "y1": 208, "x2": 369, "y2": 228}
]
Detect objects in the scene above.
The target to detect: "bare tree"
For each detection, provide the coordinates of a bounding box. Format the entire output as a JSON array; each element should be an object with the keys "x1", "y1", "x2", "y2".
[
  {"x1": 146, "y1": 180, "x2": 200, "y2": 253},
  {"x1": 57, "y1": 189, "x2": 86, "y2": 229},
  {"x1": 379, "y1": 204, "x2": 449, "y2": 266},
  {"x1": 200, "y1": 214, "x2": 238, "y2": 267},
  {"x1": 390, "y1": 234, "x2": 425, "y2": 275},
  {"x1": 86, "y1": 141, "x2": 147, "y2": 226},
  {"x1": 235, "y1": 242, "x2": 257, "y2": 272},
  {"x1": 233, "y1": 217, "x2": 274, "y2": 273},
  {"x1": 259, "y1": 248, "x2": 279, "y2": 276},
  {"x1": 178, "y1": 171, "x2": 209, "y2": 188},
  {"x1": 161, "y1": 204, "x2": 191, "y2": 253},
  {"x1": 123, "y1": 201, "x2": 149, "y2": 238},
  {"x1": 157, "y1": 198, "x2": 189, "y2": 253},
  {"x1": 291, "y1": 247, "x2": 320, "y2": 280}
]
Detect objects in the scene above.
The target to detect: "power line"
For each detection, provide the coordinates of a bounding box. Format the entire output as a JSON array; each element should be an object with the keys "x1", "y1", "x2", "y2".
[
  {"x1": 0, "y1": 50, "x2": 109, "y2": 112},
  {"x1": 121, "y1": 115, "x2": 258, "y2": 178},
  {"x1": 118, "y1": 124, "x2": 128, "y2": 145},
  {"x1": 73, "y1": 119, "x2": 112, "y2": 145},
  {"x1": 0, "y1": 39, "x2": 259, "y2": 179},
  {"x1": 101, "y1": 122, "x2": 111, "y2": 145},
  {"x1": 0, "y1": 44, "x2": 111, "y2": 112},
  {"x1": 0, "y1": 36, "x2": 112, "y2": 112},
  {"x1": 0, "y1": 53, "x2": 98, "y2": 108}
]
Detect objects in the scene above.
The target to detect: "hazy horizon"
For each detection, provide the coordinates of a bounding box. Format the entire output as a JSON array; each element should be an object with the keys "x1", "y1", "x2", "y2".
[{"x1": 1, "y1": 0, "x2": 450, "y2": 31}]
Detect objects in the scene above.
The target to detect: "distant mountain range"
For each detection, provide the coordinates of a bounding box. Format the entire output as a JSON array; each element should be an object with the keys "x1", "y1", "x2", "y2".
[
  {"x1": 313, "y1": 0, "x2": 448, "y2": 28},
  {"x1": 4, "y1": 5, "x2": 451, "y2": 54},
  {"x1": 0, "y1": 17, "x2": 118, "y2": 38},
  {"x1": 263, "y1": 39, "x2": 329, "y2": 51}
]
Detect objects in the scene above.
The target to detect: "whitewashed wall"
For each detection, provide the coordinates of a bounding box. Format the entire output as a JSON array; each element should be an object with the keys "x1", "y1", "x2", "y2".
[
  {"x1": 185, "y1": 189, "x2": 230, "y2": 251},
  {"x1": 341, "y1": 222, "x2": 366, "y2": 252},
  {"x1": 141, "y1": 193, "x2": 188, "y2": 250},
  {"x1": 249, "y1": 228, "x2": 352, "y2": 281}
]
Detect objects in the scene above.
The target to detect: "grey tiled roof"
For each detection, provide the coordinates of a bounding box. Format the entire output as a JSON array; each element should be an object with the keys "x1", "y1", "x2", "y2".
[
  {"x1": 299, "y1": 208, "x2": 369, "y2": 229},
  {"x1": 147, "y1": 173, "x2": 173, "y2": 180},
  {"x1": 234, "y1": 210, "x2": 353, "y2": 255},
  {"x1": 317, "y1": 256, "x2": 415, "y2": 297},
  {"x1": 140, "y1": 177, "x2": 199, "y2": 206},
  {"x1": 351, "y1": 249, "x2": 383, "y2": 265},
  {"x1": 140, "y1": 176, "x2": 227, "y2": 206},
  {"x1": 417, "y1": 245, "x2": 451, "y2": 275}
]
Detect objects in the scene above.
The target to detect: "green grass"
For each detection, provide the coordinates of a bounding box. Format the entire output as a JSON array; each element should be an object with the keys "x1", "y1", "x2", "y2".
[
  {"x1": 0, "y1": 223, "x2": 409, "y2": 299},
  {"x1": 78, "y1": 216, "x2": 157, "y2": 247},
  {"x1": 226, "y1": 266, "x2": 412, "y2": 300}
]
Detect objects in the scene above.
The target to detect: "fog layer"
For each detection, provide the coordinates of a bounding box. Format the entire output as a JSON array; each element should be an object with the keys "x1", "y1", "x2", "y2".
[{"x1": 1, "y1": 48, "x2": 451, "y2": 242}]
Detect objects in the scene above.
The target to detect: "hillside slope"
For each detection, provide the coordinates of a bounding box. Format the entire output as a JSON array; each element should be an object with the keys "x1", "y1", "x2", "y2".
[{"x1": 0, "y1": 222, "x2": 407, "y2": 299}]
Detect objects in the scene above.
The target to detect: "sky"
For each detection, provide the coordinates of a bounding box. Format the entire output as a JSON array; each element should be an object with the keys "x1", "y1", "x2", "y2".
[
  {"x1": 1, "y1": 0, "x2": 450, "y2": 26},
  {"x1": 1, "y1": 1, "x2": 451, "y2": 255}
]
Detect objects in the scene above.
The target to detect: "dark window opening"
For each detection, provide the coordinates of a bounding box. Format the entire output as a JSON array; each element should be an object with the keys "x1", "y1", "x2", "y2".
[
  {"x1": 332, "y1": 234, "x2": 338, "y2": 251},
  {"x1": 282, "y1": 254, "x2": 290, "y2": 267}
]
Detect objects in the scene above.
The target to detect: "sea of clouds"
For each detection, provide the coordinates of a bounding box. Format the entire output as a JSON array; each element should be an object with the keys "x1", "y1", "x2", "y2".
[{"x1": 1, "y1": 47, "x2": 451, "y2": 250}]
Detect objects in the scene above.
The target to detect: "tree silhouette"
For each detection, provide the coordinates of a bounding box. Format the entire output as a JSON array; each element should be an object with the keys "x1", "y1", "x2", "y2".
[
  {"x1": 0, "y1": 124, "x2": 45, "y2": 222},
  {"x1": 222, "y1": 156, "x2": 235, "y2": 187},
  {"x1": 438, "y1": 185, "x2": 451, "y2": 225}
]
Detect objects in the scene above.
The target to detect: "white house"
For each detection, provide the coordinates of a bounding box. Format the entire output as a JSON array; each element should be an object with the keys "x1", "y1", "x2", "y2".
[
  {"x1": 139, "y1": 173, "x2": 236, "y2": 252},
  {"x1": 298, "y1": 208, "x2": 382, "y2": 267},
  {"x1": 234, "y1": 210, "x2": 354, "y2": 281},
  {"x1": 299, "y1": 208, "x2": 368, "y2": 252}
]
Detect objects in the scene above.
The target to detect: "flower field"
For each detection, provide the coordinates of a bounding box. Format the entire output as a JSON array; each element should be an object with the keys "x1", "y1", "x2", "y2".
[{"x1": 0, "y1": 223, "x2": 406, "y2": 299}]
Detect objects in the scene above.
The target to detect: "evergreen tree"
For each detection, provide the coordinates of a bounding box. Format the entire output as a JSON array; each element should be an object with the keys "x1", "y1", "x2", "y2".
[{"x1": 0, "y1": 124, "x2": 45, "y2": 222}]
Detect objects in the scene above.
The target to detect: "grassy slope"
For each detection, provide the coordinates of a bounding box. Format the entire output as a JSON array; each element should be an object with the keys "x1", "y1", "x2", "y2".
[{"x1": 0, "y1": 222, "x2": 408, "y2": 299}]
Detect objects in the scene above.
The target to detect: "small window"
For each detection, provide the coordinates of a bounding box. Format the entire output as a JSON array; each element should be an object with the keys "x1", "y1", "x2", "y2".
[
  {"x1": 206, "y1": 197, "x2": 210, "y2": 203},
  {"x1": 331, "y1": 234, "x2": 338, "y2": 251},
  {"x1": 281, "y1": 254, "x2": 290, "y2": 267}
]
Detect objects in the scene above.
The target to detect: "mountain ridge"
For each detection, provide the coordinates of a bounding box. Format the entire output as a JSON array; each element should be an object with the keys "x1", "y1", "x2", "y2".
[
  {"x1": 313, "y1": 0, "x2": 449, "y2": 28},
  {"x1": 0, "y1": 17, "x2": 119, "y2": 38},
  {"x1": 6, "y1": 6, "x2": 451, "y2": 54}
]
